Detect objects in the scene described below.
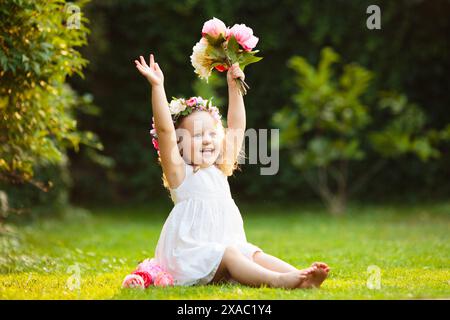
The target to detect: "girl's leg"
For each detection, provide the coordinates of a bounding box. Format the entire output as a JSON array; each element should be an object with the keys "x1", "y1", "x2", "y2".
[
  {"x1": 252, "y1": 251, "x2": 298, "y2": 273},
  {"x1": 253, "y1": 251, "x2": 331, "y2": 274},
  {"x1": 210, "y1": 246, "x2": 306, "y2": 288}
]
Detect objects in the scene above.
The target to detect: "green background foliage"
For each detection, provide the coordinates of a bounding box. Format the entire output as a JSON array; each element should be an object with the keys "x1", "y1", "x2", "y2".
[
  {"x1": 0, "y1": 0, "x2": 101, "y2": 215},
  {"x1": 273, "y1": 47, "x2": 449, "y2": 214},
  {"x1": 1, "y1": 0, "x2": 449, "y2": 212},
  {"x1": 68, "y1": 0, "x2": 449, "y2": 206}
]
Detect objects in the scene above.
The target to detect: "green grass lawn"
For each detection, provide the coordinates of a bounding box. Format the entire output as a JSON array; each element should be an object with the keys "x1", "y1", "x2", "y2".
[{"x1": 1, "y1": 201, "x2": 449, "y2": 299}]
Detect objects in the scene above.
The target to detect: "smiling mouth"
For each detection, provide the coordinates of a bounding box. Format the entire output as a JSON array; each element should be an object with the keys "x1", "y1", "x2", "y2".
[{"x1": 201, "y1": 148, "x2": 215, "y2": 154}]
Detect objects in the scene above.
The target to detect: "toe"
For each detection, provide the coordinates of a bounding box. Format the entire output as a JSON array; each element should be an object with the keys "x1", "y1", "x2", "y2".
[{"x1": 313, "y1": 262, "x2": 328, "y2": 269}]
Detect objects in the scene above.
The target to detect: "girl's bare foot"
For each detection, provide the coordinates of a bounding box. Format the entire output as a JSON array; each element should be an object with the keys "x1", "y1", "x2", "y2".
[
  {"x1": 312, "y1": 261, "x2": 331, "y2": 273},
  {"x1": 272, "y1": 270, "x2": 307, "y2": 289},
  {"x1": 297, "y1": 265, "x2": 328, "y2": 289},
  {"x1": 270, "y1": 262, "x2": 331, "y2": 289}
]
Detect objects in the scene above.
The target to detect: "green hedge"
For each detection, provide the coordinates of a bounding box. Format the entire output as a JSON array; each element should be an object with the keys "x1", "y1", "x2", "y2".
[{"x1": 68, "y1": 0, "x2": 450, "y2": 204}]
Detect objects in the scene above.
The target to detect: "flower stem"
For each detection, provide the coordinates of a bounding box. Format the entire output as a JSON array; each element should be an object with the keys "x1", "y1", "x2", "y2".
[{"x1": 236, "y1": 78, "x2": 247, "y2": 95}]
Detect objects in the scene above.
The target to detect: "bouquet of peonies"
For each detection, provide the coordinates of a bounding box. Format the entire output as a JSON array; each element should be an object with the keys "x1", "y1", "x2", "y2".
[
  {"x1": 122, "y1": 258, "x2": 174, "y2": 289},
  {"x1": 190, "y1": 17, "x2": 263, "y2": 95}
]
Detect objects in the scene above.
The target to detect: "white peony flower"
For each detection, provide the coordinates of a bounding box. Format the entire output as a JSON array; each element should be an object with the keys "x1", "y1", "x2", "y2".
[
  {"x1": 169, "y1": 99, "x2": 186, "y2": 114},
  {"x1": 190, "y1": 38, "x2": 214, "y2": 81}
]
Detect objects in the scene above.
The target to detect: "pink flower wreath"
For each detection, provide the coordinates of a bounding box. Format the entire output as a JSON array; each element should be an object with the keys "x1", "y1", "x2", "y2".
[{"x1": 122, "y1": 258, "x2": 174, "y2": 289}]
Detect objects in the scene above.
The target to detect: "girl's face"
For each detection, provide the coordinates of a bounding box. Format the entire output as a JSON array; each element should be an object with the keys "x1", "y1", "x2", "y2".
[{"x1": 176, "y1": 111, "x2": 223, "y2": 167}]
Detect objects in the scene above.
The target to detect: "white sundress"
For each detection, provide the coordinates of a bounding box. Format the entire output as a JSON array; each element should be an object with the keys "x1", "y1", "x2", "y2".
[{"x1": 154, "y1": 163, "x2": 263, "y2": 286}]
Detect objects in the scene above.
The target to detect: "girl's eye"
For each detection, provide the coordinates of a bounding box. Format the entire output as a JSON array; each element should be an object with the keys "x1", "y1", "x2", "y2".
[
  {"x1": 210, "y1": 132, "x2": 217, "y2": 138},
  {"x1": 193, "y1": 133, "x2": 202, "y2": 138}
]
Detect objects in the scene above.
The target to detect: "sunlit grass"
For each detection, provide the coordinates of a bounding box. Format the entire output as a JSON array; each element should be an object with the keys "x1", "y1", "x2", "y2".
[{"x1": 1, "y1": 202, "x2": 449, "y2": 299}]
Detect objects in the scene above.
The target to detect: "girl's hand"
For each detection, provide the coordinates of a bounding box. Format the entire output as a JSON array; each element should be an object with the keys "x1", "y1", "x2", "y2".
[
  {"x1": 134, "y1": 54, "x2": 164, "y2": 86},
  {"x1": 227, "y1": 63, "x2": 245, "y2": 87}
]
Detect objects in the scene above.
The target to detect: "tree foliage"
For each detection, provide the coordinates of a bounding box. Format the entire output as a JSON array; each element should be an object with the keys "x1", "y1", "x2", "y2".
[
  {"x1": 0, "y1": 0, "x2": 101, "y2": 186},
  {"x1": 0, "y1": 0, "x2": 102, "y2": 218},
  {"x1": 67, "y1": 0, "x2": 450, "y2": 204},
  {"x1": 273, "y1": 47, "x2": 449, "y2": 214}
]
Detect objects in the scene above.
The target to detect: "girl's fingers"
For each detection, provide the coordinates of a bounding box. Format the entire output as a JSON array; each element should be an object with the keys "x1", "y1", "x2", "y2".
[
  {"x1": 136, "y1": 64, "x2": 146, "y2": 74},
  {"x1": 233, "y1": 64, "x2": 242, "y2": 72},
  {"x1": 150, "y1": 53, "x2": 155, "y2": 69},
  {"x1": 136, "y1": 64, "x2": 151, "y2": 77},
  {"x1": 234, "y1": 72, "x2": 244, "y2": 80},
  {"x1": 231, "y1": 65, "x2": 244, "y2": 79},
  {"x1": 135, "y1": 62, "x2": 144, "y2": 71},
  {"x1": 140, "y1": 55, "x2": 148, "y2": 68}
]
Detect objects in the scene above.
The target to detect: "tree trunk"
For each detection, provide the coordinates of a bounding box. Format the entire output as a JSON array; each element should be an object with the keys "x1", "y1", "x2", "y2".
[
  {"x1": 327, "y1": 194, "x2": 347, "y2": 216},
  {"x1": 303, "y1": 166, "x2": 348, "y2": 216}
]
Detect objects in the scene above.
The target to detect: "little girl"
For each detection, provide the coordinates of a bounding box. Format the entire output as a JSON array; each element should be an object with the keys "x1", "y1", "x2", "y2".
[{"x1": 134, "y1": 54, "x2": 330, "y2": 289}]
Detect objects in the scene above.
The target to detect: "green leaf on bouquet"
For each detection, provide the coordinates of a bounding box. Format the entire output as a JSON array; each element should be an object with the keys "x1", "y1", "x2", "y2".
[
  {"x1": 225, "y1": 35, "x2": 263, "y2": 70},
  {"x1": 226, "y1": 36, "x2": 240, "y2": 63},
  {"x1": 204, "y1": 34, "x2": 226, "y2": 47},
  {"x1": 205, "y1": 45, "x2": 227, "y2": 62},
  {"x1": 238, "y1": 52, "x2": 263, "y2": 71}
]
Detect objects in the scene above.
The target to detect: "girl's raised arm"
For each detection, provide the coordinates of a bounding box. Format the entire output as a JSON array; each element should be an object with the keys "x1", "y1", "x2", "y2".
[
  {"x1": 220, "y1": 63, "x2": 246, "y2": 165},
  {"x1": 135, "y1": 54, "x2": 185, "y2": 188}
]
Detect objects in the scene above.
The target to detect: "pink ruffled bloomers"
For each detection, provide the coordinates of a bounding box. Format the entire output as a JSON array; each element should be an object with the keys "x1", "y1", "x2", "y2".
[{"x1": 121, "y1": 258, "x2": 174, "y2": 289}]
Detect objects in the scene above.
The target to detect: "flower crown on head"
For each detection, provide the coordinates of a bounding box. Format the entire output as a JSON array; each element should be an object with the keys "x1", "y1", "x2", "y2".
[{"x1": 150, "y1": 96, "x2": 222, "y2": 154}]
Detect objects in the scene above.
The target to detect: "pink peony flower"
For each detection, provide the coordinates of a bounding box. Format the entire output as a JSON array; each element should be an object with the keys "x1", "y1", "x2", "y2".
[
  {"x1": 122, "y1": 274, "x2": 145, "y2": 289},
  {"x1": 201, "y1": 17, "x2": 227, "y2": 39},
  {"x1": 227, "y1": 24, "x2": 259, "y2": 51},
  {"x1": 186, "y1": 97, "x2": 198, "y2": 107},
  {"x1": 132, "y1": 271, "x2": 152, "y2": 288},
  {"x1": 154, "y1": 271, "x2": 174, "y2": 287}
]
